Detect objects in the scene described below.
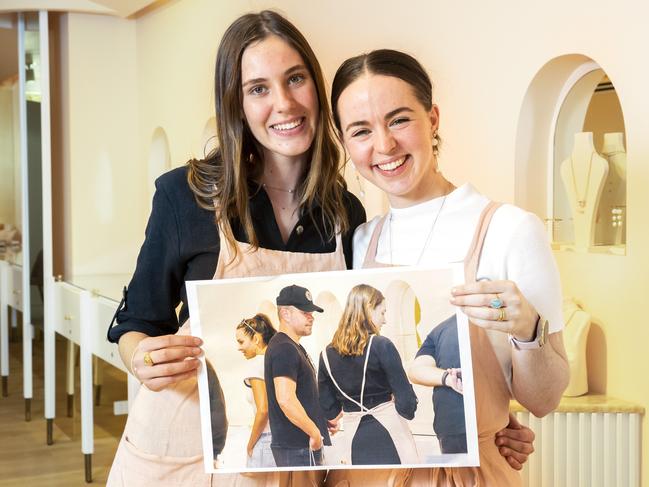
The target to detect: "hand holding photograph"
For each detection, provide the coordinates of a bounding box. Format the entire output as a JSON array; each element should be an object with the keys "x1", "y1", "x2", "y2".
[{"x1": 186, "y1": 265, "x2": 479, "y2": 473}]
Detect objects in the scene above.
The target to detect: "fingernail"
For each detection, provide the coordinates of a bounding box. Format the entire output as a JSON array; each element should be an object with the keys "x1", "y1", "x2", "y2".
[
  {"x1": 451, "y1": 287, "x2": 458, "y2": 294},
  {"x1": 194, "y1": 338, "x2": 203, "y2": 345},
  {"x1": 192, "y1": 347, "x2": 201, "y2": 354},
  {"x1": 450, "y1": 297, "x2": 457, "y2": 304}
]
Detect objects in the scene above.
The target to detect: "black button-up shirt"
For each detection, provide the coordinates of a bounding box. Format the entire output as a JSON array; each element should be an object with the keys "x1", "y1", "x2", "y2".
[{"x1": 107, "y1": 166, "x2": 366, "y2": 343}]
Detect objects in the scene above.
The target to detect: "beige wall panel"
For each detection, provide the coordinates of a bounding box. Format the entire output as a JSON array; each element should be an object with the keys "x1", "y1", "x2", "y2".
[
  {"x1": 62, "y1": 12, "x2": 142, "y2": 276},
  {"x1": 0, "y1": 85, "x2": 16, "y2": 225}
]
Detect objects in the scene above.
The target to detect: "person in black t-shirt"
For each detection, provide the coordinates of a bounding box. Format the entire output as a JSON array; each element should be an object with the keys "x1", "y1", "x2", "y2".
[
  {"x1": 409, "y1": 315, "x2": 467, "y2": 453},
  {"x1": 265, "y1": 285, "x2": 331, "y2": 467}
]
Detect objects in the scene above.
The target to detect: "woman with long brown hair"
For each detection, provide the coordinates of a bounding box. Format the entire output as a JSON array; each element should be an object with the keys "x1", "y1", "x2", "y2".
[
  {"x1": 318, "y1": 284, "x2": 418, "y2": 466},
  {"x1": 106, "y1": 10, "x2": 365, "y2": 486}
]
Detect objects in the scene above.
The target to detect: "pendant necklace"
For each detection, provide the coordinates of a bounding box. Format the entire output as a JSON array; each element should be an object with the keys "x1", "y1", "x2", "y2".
[
  {"x1": 569, "y1": 152, "x2": 594, "y2": 213},
  {"x1": 262, "y1": 182, "x2": 297, "y2": 211},
  {"x1": 262, "y1": 183, "x2": 295, "y2": 194},
  {"x1": 389, "y1": 195, "x2": 448, "y2": 265}
]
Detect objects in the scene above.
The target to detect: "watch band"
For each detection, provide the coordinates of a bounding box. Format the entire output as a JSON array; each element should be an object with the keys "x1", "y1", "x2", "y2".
[
  {"x1": 441, "y1": 370, "x2": 450, "y2": 387},
  {"x1": 509, "y1": 316, "x2": 548, "y2": 350}
]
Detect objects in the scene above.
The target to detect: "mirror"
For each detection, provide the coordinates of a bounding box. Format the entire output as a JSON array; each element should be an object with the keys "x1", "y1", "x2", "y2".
[
  {"x1": 0, "y1": 16, "x2": 21, "y2": 262},
  {"x1": 553, "y1": 67, "x2": 626, "y2": 253},
  {"x1": 24, "y1": 12, "x2": 45, "y2": 329}
]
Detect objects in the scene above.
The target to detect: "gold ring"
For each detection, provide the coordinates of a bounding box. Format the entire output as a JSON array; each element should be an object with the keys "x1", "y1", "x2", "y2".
[
  {"x1": 143, "y1": 351, "x2": 155, "y2": 366},
  {"x1": 497, "y1": 308, "x2": 507, "y2": 322}
]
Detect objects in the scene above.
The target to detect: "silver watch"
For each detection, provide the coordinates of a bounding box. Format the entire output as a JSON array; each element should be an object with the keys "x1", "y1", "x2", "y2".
[{"x1": 509, "y1": 316, "x2": 548, "y2": 350}]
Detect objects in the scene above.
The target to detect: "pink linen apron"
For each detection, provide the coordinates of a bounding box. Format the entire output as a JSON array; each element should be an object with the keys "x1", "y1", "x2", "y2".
[
  {"x1": 321, "y1": 335, "x2": 419, "y2": 465},
  {"x1": 107, "y1": 223, "x2": 346, "y2": 487},
  {"x1": 326, "y1": 202, "x2": 521, "y2": 487}
]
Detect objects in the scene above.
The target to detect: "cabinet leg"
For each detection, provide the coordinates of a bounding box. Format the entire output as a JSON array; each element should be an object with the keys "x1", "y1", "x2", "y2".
[
  {"x1": 2, "y1": 376, "x2": 7, "y2": 397},
  {"x1": 46, "y1": 418, "x2": 53, "y2": 445},
  {"x1": 67, "y1": 393, "x2": 74, "y2": 417},
  {"x1": 25, "y1": 398, "x2": 31, "y2": 421},
  {"x1": 84, "y1": 454, "x2": 92, "y2": 483}
]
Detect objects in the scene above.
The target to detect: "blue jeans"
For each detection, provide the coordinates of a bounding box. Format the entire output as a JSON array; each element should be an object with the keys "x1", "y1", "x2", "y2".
[
  {"x1": 247, "y1": 432, "x2": 276, "y2": 468},
  {"x1": 271, "y1": 445, "x2": 323, "y2": 467}
]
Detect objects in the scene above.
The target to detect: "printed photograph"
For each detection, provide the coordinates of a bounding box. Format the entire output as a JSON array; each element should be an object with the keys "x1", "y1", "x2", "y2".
[{"x1": 186, "y1": 265, "x2": 479, "y2": 473}]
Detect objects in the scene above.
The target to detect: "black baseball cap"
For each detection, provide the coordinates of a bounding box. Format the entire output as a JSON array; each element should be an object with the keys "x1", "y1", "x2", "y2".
[{"x1": 276, "y1": 285, "x2": 323, "y2": 313}]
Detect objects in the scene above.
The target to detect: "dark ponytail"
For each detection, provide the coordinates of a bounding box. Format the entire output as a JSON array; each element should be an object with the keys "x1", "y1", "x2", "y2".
[{"x1": 236, "y1": 313, "x2": 277, "y2": 346}]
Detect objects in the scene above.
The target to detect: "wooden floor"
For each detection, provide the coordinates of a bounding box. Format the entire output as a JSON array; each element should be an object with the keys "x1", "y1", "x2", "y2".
[{"x1": 0, "y1": 332, "x2": 127, "y2": 486}]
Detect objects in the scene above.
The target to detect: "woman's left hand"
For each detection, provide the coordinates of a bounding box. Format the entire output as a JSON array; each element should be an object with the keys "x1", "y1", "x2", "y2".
[{"x1": 450, "y1": 280, "x2": 538, "y2": 341}]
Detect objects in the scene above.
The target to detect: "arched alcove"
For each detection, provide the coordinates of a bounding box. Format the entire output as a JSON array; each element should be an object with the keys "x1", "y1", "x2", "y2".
[
  {"x1": 515, "y1": 54, "x2": 626, "y2": 253},
  {"x1": 311, "y1": 291, "x2": 342, "y2": 357},
  {"x1": 383, "y1": 280, "x2": 420, "y2": 363},
  {"x1": 257, "y1": 299, "x2": 279, "y2": 330},
  {"x1": 147, "y1": 127, "x2": 171, "y2": 200},
  {"x1": 198, "y1": 117, "x2": 217, "y2": 158},
  {"x1": 383, "y1": 279, "x2": 434, "y2": 437}
]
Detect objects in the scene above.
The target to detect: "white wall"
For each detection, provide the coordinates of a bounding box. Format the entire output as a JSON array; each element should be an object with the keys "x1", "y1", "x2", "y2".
[{"x1": 58, "y1": 12, "x2": 142, "y2": 277}]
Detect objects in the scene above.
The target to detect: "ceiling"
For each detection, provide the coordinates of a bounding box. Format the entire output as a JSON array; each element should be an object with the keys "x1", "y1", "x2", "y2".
[{"x1": 0, "y1": 0, "x2": 163, "y2": 18}]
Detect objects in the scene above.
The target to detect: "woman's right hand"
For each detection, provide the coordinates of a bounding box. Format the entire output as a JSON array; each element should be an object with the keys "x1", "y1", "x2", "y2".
[{"x1": 131, "y1": 334, "x2": 203, "y2": 391}]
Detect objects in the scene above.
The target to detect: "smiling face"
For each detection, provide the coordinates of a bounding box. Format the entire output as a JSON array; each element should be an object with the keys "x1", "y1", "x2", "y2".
[
  {"x1": 337, "y1": 74, "x2": 442, "y2": 208},
  {"x1": 235, "y1": 328, "x2": 260, "y2": 360},
  {"x1": 241, "y1": 35, "x2": 319, "y2": 165}
]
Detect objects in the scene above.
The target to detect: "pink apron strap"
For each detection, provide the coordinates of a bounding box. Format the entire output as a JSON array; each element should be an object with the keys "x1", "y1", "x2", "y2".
[
  {"x1": 463, "y1": 202, "x2": 502, "y2": 283},
  {"x1": 361, "y1": 216, "x2": 389, "y2": 268}
]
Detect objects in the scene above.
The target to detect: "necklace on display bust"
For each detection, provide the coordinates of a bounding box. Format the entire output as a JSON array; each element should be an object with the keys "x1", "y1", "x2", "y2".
[
  {"x1": 569, "y1": 152, "x2": 595, "y2": 213},
  {"x1": 389, "y1": 194, "x2": 448, "y2": 265}
]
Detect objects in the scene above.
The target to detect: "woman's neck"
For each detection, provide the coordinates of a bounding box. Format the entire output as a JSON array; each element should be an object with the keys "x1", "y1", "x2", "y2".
[
  {"x1": 261, "y1": 150, "x2": 308, "y2": 193},
  {"x1": 388, "y1": 171, "x2": 455, "y2": 209}
]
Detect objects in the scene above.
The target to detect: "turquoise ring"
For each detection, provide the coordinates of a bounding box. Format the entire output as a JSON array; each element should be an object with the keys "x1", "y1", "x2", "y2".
[{"x1": 489, "y1": 295, "x2": 503, "y2": 309}]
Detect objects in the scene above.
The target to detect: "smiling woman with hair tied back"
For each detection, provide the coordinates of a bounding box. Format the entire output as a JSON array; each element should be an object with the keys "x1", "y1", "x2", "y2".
[
  {"x1": 325, "y1": 48, "x2": 569, "y2": 487},
  {"x1": 235, "y1": 314, "x2": 278, "y2": 468}
]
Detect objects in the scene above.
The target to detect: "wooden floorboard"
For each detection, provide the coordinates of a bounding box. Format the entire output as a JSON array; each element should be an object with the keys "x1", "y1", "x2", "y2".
[{"x1": 0, "y1": 333, "x2": 127, "y2": 486}]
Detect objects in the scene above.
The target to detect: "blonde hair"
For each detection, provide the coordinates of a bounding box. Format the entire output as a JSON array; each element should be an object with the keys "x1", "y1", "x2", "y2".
[{"x1": 331, "y1": 284, "x2": 384, "y2": 356}]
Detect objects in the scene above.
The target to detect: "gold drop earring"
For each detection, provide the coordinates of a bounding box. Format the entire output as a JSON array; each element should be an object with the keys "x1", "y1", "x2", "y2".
[{"x1": 432, "y1": 130, "x2": 440, "y2": 157}]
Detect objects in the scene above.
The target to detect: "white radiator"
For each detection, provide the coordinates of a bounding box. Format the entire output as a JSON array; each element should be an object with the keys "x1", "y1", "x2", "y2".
[{"x1": 515, "y1": 410, "x2": 642, "y2": 487}]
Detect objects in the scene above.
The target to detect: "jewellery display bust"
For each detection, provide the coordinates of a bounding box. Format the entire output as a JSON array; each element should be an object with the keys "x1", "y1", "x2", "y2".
[
  {"x1": 559, "y1": 132, "x2": 608, "y2": 250},
  {"x1": 600, "y1": 132, "x2": 627, "y2": 246},
  {"x1": 561, "y1": 298, "x2": 591, "y2": 397}
]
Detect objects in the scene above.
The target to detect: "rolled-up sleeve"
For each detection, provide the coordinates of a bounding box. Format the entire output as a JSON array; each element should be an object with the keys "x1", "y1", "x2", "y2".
[
  {"x1": 379, "y1": 338, "x2": 418, "y2": 420},
  {"x1": 107, "y1": 180, "x2": 183, "y2": 343},
  {"x1": 318, "y1": 351, "x2": 343, "y2": 420}
]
